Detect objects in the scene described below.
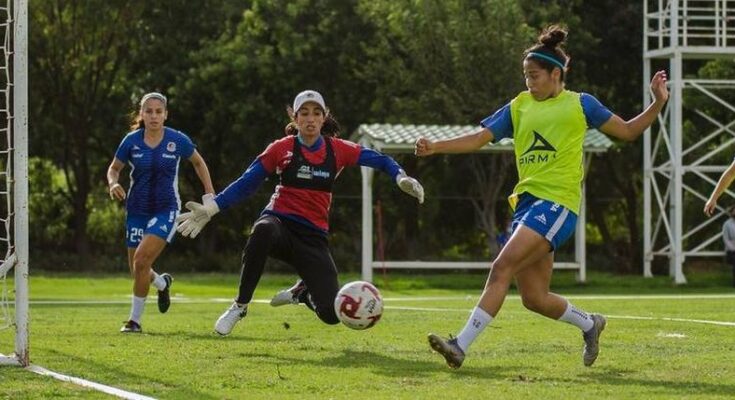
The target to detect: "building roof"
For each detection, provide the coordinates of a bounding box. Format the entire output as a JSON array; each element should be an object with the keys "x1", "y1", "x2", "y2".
[{"x1": 352, "y1": 124, "x2": 615, "y2": 154}]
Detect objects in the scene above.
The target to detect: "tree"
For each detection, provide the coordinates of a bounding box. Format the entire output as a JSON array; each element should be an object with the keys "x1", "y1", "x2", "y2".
[
  {"x1": 30, "y1": 1, "x2": 146, "y2": 255},
  {"x1": 357, "y1": 0, "x2": 528, "y2": 258},
  {"x1": 30, "y1": 1, "x2": 243, "y2": 257},
  {"x1": 172, "y1": 0, "x2": 380, "y2": 262}
]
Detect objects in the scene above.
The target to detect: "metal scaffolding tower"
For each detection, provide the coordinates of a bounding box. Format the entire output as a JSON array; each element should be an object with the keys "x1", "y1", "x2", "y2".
[{"x1": 644, "y1": 0, "x2": 735, "y2": 284}]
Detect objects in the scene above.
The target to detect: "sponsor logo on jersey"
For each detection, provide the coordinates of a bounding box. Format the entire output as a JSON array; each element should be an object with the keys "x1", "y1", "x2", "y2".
[
  {"x1": 297, "y1": 165, "x2": 313, "y2": 179},
  {"x1": 147, "y1": 218, "x2": 158, "y2": 228},
  {"x1": 519, "y1": 131, "x2": 557, "y2": 165},
  {"x1": 167, "y1": 142, "x2": 176, "y2": 152},
  {"x1": 162, "y1": 153, "x2": 176, "y2": 159},
  {"x1": 132, "y1": 153, "x2": 143, "y2": 158},
  {"x1": 296, "y1": 165, "x2": 331, "y2": 180}
]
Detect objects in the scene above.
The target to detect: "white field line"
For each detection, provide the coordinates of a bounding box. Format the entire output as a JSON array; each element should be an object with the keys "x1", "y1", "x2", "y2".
[
  {"x1": 26, "y1": 294, "x2": 735, "y2": 327},
  {"x1": 12, "y1": 293, "x2": 735, "y2": 398},
  {"x1": 26, "y1": 292, "x2": 735, "y2": 305},
  {"x1": 26, "y1": 364, "x2": 157, "y2": 400},
  {"x1": 385, "y1": 305, "x2": 466, "y2": 312},
  {"x1": 605, "y1": 314, "x2": 735, "y2": 327},
  {"x1": 383, "y1": 305, "x2": 735, "y2": 327}
]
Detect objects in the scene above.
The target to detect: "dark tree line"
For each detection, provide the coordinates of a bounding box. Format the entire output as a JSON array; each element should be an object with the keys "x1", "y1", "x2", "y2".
[{"x1": 28, "y1": 0, "x2": 718, "y2": 273}]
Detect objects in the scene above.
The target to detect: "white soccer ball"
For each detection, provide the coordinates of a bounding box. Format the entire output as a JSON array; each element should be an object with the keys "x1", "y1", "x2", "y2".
[{"x1": 334, "y1": 281, "x2": 383, "y2": 330}]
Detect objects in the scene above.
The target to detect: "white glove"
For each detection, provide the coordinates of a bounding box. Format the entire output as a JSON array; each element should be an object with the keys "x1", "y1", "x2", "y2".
[
  {"x1": 176, "y1": 194, "x2": 220, "y2": 238},
  {"x1": 396, "y1": 172, "x2": 424, "y2": 204}
]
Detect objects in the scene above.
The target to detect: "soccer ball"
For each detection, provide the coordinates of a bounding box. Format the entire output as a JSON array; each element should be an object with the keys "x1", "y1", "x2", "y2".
[{"x1": 334, "y1": 281, "x2": 383, "y2": 330}]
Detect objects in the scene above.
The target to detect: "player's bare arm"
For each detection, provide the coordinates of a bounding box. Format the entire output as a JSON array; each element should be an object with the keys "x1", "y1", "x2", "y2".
[
  {"x1": 599, "y1": 70, "x2": 669, "y2": 142},
  {"x1": 415, "y1": 127, "x2": 494, "y2": 156}
]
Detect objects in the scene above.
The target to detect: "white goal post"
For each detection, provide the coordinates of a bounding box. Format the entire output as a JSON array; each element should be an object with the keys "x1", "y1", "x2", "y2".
[{"x1": 0, "y1": 0, "x2": 28, "y2": 367}]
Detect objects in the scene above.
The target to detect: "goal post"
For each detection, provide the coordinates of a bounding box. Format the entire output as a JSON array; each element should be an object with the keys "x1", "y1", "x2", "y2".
[{"x1": 0, "y1": 0, "x2": 28, "y2": 367}]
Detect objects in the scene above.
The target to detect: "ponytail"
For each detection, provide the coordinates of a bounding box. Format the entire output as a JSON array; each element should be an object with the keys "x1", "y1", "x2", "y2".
[
  {"x1": 129, "y1": 110, "x2": 144, "y2": 131},
  {"x1": 284, "y1": 106, "x2": 341, "y2": 137}
]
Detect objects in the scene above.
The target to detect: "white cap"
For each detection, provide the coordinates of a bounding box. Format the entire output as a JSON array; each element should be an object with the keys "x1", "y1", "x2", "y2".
[{"x1": 292, "y1": 90, "x2": 326, "y2": 112}]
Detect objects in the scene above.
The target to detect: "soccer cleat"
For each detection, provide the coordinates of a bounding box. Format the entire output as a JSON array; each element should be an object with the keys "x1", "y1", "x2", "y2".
[
  {"x1": 270, "y1": 279, "x2": 306, "y2": 307},
  {"x1": 157, "y1": 273, "x2": 173, "y2": 313},
  {"x1": 120, "y1": 320, "x2": 142, "y2": 333},
  {"x1": 582, "y1": 313, "x2": 607, "y2": 366},
  {"x1": 428, "y1": 333, "x2": 465, "y2": 369},
  {"x1": 214, "y1": 302, "x2": 248, "y2": 336}
]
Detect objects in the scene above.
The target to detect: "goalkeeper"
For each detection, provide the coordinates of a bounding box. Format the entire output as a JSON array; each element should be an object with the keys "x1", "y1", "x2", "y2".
[
  {"x1": 176, "y1": 90, "x2": 424, "y2": 336},
  {"x1": 417, "y1": 25, "x2": 669, "y2": 369}
]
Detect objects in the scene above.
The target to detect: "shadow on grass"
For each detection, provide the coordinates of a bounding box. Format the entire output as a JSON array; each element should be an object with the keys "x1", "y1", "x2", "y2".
[
  {"x1": 261, "y1": 348, "x2": 517, "y2": 379},
  {"x1": 575, "y1": 367, "x2": 735, "y2": 397},
  {"x1": 336, "y1": 348, "x2": 518, "y2": 378},
  {"x1": 149, "y1": 331, "x2": 283, "y2": 343}
]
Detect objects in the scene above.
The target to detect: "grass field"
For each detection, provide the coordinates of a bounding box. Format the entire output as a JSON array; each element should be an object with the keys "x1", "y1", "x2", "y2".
[{"x1": 1, "y1": 271, "x2": 734, "y2": 399}]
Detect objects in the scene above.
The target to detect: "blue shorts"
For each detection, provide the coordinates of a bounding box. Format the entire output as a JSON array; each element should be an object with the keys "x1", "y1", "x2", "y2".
[
  {"x1": 125, "y1": 211, "x2": 179, "y2": 248},
  {"x1": 511, "y1": 193, "x2": 577, "y2": 251}
]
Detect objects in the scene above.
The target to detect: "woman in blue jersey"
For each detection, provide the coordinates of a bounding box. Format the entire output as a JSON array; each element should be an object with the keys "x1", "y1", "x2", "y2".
[
  {"x1": 416, "y1": 26, "x2": 669, "y2": 369},
  {"x1": 175, "y1": 90, "x2": 424, "y2": 336},
  {"x1": 107, "y1": 92, "x2": 215, "y2": 333}
]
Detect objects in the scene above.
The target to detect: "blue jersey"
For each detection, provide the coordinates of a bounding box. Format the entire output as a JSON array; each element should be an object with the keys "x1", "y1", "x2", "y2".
[{"x1": 114, "y1": 127, "x2": 196, "y2": 215}]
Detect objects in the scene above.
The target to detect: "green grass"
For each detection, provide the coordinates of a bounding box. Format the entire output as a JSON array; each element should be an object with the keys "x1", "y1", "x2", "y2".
[{"x1": 1, "y1": 272, "x2": 734, "y2": 399}]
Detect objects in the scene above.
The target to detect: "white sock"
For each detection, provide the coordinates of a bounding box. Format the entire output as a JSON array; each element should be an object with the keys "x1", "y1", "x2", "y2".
[
  {"x1": 130, "y1": 296, "x2": 146, "y2": 323},
  {"x1": 558, "y1": 302, "x2": 594, "y2": 332},
  {"x1": 151, "y1": 271, "x2": 166, "y2": 291},
  {"x1": 455, "y1": 306, "x2": 493, "y2": 353}
]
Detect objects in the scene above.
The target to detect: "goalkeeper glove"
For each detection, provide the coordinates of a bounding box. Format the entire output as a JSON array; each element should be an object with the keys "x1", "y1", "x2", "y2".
[{"x1": 176, "y1": 194, "x2": 220, "y2": 238}]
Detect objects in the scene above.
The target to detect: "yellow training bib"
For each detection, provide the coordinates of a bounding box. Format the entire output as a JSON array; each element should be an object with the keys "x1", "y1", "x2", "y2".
[{"x1": 508, "y1": 90, "x2": 587, "y2": 214}]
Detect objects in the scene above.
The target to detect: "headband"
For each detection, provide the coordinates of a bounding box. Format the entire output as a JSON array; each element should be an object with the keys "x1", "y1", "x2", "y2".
[
  {"x1": 140, "y1": 92, "x2": 168, "y2": 108},
  {"x1": 527, "y1": 52, "x2": 566, "y2": 70}
]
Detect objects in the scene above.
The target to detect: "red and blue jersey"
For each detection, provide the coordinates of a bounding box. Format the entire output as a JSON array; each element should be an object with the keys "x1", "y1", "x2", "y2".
[
  {"x1": 214, "y1": 135, "x2": 403, "y2": 233},
  {"x1": 114, "y1": 127, "x2": 196, "y2": 215}
]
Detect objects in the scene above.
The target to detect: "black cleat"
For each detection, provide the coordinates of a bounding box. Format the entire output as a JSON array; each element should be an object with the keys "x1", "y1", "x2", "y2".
[
  {"x1": 583, "y1": 313, "x2": 607, "y2": 366},
  {"x1": 120, "y1": 320, "x2": 142, "y2": 333},
  {"x1": 428, "y1": 333, "x2": 465, "y2": 369},
  {"x1": 157, "y1": 273, "x2": 173, "y2": 313}
]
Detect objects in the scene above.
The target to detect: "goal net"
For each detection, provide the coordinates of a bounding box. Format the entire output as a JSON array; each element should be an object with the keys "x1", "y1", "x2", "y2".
[{"x1": 0, "y1": 0, "x2": 28, "y2": 367}]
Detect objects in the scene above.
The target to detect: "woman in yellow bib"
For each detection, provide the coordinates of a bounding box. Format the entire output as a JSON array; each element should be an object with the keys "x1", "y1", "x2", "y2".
[{"x1": 416, "y1": 25, "x2": 669, "y2": 369}]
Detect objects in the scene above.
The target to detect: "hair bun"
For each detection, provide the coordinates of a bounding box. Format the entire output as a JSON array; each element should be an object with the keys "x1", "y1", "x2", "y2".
[{"x1": 539, "y1": 25, "x2": 568, "y2": 48}]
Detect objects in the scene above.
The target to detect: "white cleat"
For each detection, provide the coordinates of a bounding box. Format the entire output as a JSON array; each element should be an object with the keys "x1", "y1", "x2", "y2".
[
  {"x1": 270, "y1": 280, "x2": 306, "y2": 307},
  {"x1": 214, "y1": 302, "x2": 247, "y2": 336}
]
